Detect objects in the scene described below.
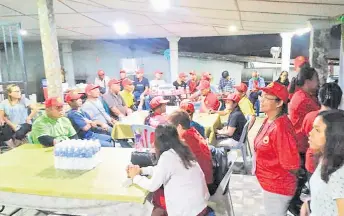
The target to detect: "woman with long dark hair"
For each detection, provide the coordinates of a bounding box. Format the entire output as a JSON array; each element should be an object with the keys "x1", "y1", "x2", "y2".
[
  {"x1": 127, "y1": 125, "x2": 210, "y2": 216},
  {"x1": 301, "y1": 110, "x2": 344, "y2": 215},
  {"x1": 254, "y1": 82, "x2": 300, "y2": 216},
  {"x1": 276, "y1": 71, "x2": 290, "y2": 87}
]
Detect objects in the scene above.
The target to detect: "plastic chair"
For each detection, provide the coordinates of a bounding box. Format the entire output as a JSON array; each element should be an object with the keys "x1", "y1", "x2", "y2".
[
  {"x1": 209, "y1": 152, "x2": 237, "y2": 216},
  {"x1": 131, "y1": 124, "x2": 156, "y2": 148},
  {"x1": 217, "y1": 100, "x2": 223, "y2": 111},
  {"x1": 245, "y1": 115, "x2": 253, "y2": 157}
]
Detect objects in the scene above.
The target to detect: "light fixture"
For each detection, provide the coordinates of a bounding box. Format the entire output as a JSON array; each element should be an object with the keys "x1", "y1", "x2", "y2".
[
  {"x1": 294, "y1": 27, "x2": 311, "y2": 36},
  {"x1": 113, "y1": 21, "x2": 129, "y2": 35},
  {"x1": 228, "y1": 25, "x2": 237, "y2": 32},
  {"x1": 19, "y1": 29, "x2": 27, "y2": 36},
  {"x1": 150, "y1": 0, "x2": 170, "y2": 12}
]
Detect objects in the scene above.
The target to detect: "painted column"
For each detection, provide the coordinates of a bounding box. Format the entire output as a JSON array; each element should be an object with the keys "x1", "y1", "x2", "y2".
[
  {"x1": 167, "y1": 37, "x2": 180, "y2": 83},
  {"x1": 338, "y1": 25, "x2": 344, "y2": 110},
  {"x1": 61, "y1": 40, "x2": 75, "y2": 87},
  {"x1": 280, "y1": 32, "x2": 293, "y2": 72},
  {"x1": 37, "y1": 0, "x2": 62, "y2": 98},
  {"x1": 309, "y1": 19, "x2": 332, "y2": 86}
]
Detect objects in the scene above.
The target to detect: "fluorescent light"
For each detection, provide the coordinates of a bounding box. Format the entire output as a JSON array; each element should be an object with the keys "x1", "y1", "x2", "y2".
[
  {"x1": 19, "y1": 29, "x2": 27, "y2": 36},
  {"x1": 150, "y1": 0, "x2": 170, "y2": 11},
  {"x1": 113, "y1": 21, "x2": 129, "y2": 35},
  {"x1": 294, "y1": 27, "x2": 311, "y2": 36},
  {"x1": 228, "y1": 25, "x2": 237, "y2": 32}
]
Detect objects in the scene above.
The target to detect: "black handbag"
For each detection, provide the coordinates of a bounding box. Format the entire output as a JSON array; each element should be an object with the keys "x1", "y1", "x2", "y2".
[
  {"x1": 0, "y1": 123, "x2": 14, "y2": 141},
  {"x1": 131, "y1": 151, "x2": 157, "y2": 168}
]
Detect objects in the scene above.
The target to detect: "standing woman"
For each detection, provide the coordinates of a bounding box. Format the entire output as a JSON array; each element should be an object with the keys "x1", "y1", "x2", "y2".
[
  {"x1": 0, "y1": 85, "x2": 38, "y2": 147},
  {"x1": 254, "y1": 82, "x2": 300, "y2": 216},
  {"x1": 276, "y1": 71, "x2": 290, "y2": 87},
  {"x1": 301, "y1": 110, "x2": 344, "y2": 216},
  {"x1": 127, "y1": 125, "x2": 210, "y2": 216},
  {"x1": 289, "y1": 67, "x2": 320, "y2": 163}
]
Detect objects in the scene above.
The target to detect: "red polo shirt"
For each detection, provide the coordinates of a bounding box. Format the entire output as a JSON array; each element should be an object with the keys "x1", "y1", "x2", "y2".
[
  {"x1": 301, "y1": 110, "x2": 320, "y2": 173},
  {"x1": 289, "y1": 88, "x2": 319, "y2": 153},
  {"x1": 254, "y1": 115, "x2": 300, "y2": 196},
  {"x1": 188, "y1": 80, "x2": 199, "y2": 94},
  {"x1": 182, "y1": 127, "x2": 213, "y2": 185},
  {"x1": 200, "y1": 92, "x2": 220, "y2": 113}
]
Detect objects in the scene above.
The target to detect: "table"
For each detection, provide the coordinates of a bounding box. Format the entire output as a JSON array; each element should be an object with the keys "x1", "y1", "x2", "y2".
[
  {"x1": 112, "y1": 111, "x2": 149, "y2": 140},
  {"x1": 193, "y1": 113, "x2": 222, "y2": 145},
  {"x1": 0, "y1": 145, "x2": 152, "y2": 215}
]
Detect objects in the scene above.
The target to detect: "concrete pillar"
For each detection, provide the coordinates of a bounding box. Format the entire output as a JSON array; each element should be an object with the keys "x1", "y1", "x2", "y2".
[
  {"x1": 309, "y1": 19, "x2": 332, "y2": 86},
  {"x1": 280, "y1": 33, "x2": 293, "y2": 72},
  {"x1": 167, "y1": 37, "x2": 180, "y2": 83},
  {"x1": 37, "y1": 0, "x2": 62, "y2": 98},
  {"x1": 61, "y1": 40, "x2": 75, "y2": 87},
  {"x1": 339, "y1": 25, "x2": 344, "y2": 110}
]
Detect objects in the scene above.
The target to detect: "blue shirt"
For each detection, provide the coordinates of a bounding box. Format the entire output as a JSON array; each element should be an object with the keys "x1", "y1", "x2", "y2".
[
  {"x1": 133, "y1": 77, "x2": 150, "y2": 100},
  {"x1": 190, "y1": 120, "x2": 205, "y2": 138},
  {"x1": 67, "y1": 109, "x2": 94, "y2": 139},
  {"x1": 0, "y1": 98, "x2": 31, "y2": 125}
]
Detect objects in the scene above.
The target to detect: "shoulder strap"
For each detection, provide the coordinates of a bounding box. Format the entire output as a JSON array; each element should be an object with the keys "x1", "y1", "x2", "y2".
[{"x1": 88, "y1": 100, "x2": 111, "y2": 124}]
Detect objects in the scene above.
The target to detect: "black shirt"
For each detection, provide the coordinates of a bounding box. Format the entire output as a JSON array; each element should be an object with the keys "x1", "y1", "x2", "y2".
[
  {"x1": 227, "y1": 107, "x2": 247, "y2": 141},
  {"x1": 173, "y1": 80, "x2": 187, "y2": 90}
]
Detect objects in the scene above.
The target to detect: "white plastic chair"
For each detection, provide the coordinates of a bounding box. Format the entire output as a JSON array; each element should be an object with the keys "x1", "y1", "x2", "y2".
[
  {"x1": 218, "y1": 100, "x2": 223, "y2": 111},
  {"x1": 209, "y1": 151, "x2": 237, "y2": 216},
  {"x1": 131, "y1": 124, "x2": 156, "y2": 148},
  {"x1": 245, "y1": 115, "x2": 253, "y2": 157}
]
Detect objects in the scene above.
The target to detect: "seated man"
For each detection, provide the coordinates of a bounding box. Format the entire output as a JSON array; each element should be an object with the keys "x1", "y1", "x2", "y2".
[
  {"x1": 82, "y1": 84, "x2": 116, "y2": 133},
  {"x1": 103, "y1": 79, "x2": 132, "y2": 118},
  {"x1": 216, "y1": 94, "x2": 247, "y2": 147},
  {"x1": 119, "y1": 78, "x2": 135, "y2": 110},
  {"x1": 144, "y1": 96, "x2": 169, "y2": 128},
  {"x1": 31, "y1": 97, "x2": 78, "y2": 146},
  {"x1": 150, "y1": 70, "x2": 166, "y2": 92},
  {"x1": 180, "y1": 101, "x2": 205, "y2": 138},
  {"x1": 197, "y1": 80, "x2": 220, "y2": 113},
  {"x1": 173, "y1": 72, "x2": 188, "y2": 90},
  {"x1": 65, "y1": 91, "x2": 113, "y2": 147}
]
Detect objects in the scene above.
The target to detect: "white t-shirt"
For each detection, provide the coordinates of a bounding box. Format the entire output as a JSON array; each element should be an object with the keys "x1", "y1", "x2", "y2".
[
  {"x1": 133, "y1": 149, "x2": 209, "y2": 216},
  {"x1": 150, "y1": 79, "x2": 166, "y2": 92},
  {"x1": 310, "y1": 160, "x2": 344, "y2": 216},
  {"x1": 94, "y1": 76, "x2": 110, "y2": 88}
]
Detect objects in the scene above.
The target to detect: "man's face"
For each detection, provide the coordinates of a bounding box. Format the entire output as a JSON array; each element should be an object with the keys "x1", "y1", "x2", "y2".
[
  {"x1": 88, "y1": 88, "x2": 100, "y2": 98},
  {"x1": 47, "y1": 106, "x2": 64, "y2": 119},
  {"x1": 99, "y1": 74, "x2": 105, "y2": 80},
  {"x1": 201, "y1": 88, "x2": 209, "y2": 96},
  {"x1": 110, "y1": 83, "x2": 121, "y2": 93},
  {"x1": 191, "y1": 74, "x2": 197, "y2": 80},
  {"x1": 120, "y1": 72, "x2": 126, "y2": 79},
  {"x1": 124, "y1": 84, "x2": 134, "y2": 92},
  {"x1": 68, "y1": 98, "x2": 82, "y2": 109},
  {"x1": 225, "y1": 100, "x2": 236, "y2": 110},
  {"x1": 181, "y1": 76, "x2": 187, "y2": 82},
  {"x1": 136, "y1": 73, "x2": 143, "y2": 79},
  {"x1": 155, "y1": 73, "x2": 162, "y2": 80},
  {"x1": 252, "y1": 72, "x2": 258, "y2": 78}
]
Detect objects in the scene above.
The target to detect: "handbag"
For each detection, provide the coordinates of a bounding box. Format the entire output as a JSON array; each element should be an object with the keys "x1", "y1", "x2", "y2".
[
  {"x1": 0, "y1": 123, "x2": 14, "y2": 141},
  {"x1": 131, "y1": 151, "x2": 157, "y2": 168}
]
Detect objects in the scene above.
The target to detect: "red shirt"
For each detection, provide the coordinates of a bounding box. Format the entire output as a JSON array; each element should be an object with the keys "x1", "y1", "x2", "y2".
[
  {"x1": 182, "y1": 127, "x2": 213, "y2": 185},
  {"x1": 289, "y1": 88, "x2": 319, "y2": 153},
  {"x1": 254, "y1": 115, "x2": 300, "y2": 196},
  {"x1": 301, "y1": 110, "x2": 320, "y2": 173},
  {"x1": 188, "y1": 80, "x2": 199, "y2": 94},
  {"x1": 200, "y1": 92, "x2": 220, "y2": 113}
]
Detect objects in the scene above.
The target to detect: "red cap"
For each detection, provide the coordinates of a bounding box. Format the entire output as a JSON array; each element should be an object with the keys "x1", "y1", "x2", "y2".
[
  {"x1": 259, "y1": 82, "x2": 289, "y2": 104},
  {"x1": 179, "y1": 72, "x2": 187, "y2": 78},
  {"x1": 45, "y1": 97, "x2": 64, "y2": 108},
  {"x1": 223, "y1": 94, "x2": 241, "y2": 103},
  {"x1": 150, "y1": 96, "x2": 169, "y2": 109},
  {"x1": 234, "y1": 83, "x2": 248, "y2": 93},
  {"x1": 197, "y1": 80, "x2": 211, "y2": 90},
  {"x1": 122, "y1": 78, "x2": 133, "y2": 87},
  {"x1": 136, "y1": 69, "x2": 144, "y2": 74},
  {"x1": 65, "y1": 91, "x2": 82, "y2": 103},
  {"x1": 120, "y1": 69, "x2": 126, "y2": 74},
  {"x1": 108, "y1": 79, "x2": 121, "y2": 87},
  {"x1": 201, "y1": 72, "x2": 211, "y2": 81},
  {"x1": 85, "y1": 84, "x2": 100, "y2": 94},
  {"x1": 180, "y1": 102, "x2": 195, "y2": 114},
  {"x1": 189, "y1": 71, "x2": 196, "y2": 75},
  {"x1": 97, "y1": 70, "x2": 105, "y2": 76},
  {"x1": 155, "y1": 70, "x2": 163, "y2": 75},
  {"x1": 294, "y1": 56, "x2": 308, "y2": 70}
]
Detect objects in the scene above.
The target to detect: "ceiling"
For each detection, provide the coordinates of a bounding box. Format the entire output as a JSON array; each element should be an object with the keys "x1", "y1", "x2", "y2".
[{"x1": 0, "y1": 0, "x2": 343, "y2": 40}]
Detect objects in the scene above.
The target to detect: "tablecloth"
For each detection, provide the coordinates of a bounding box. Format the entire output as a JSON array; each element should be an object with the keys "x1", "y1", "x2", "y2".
[
  {"x1": 112, "y1": 111, "x2": 149, "y2": 140},
  {"x1": 193, "y1": 113, "x2": 222, "y2": 145}
]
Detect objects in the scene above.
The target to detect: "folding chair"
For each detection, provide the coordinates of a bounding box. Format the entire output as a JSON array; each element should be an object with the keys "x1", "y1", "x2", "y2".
[
  {"x1": 245, "y1": 115, "x2": 253, "y2": 157},
  {"x1": 209, "y1": 152, "x2": 237, "y2": 216},
  {"x1": 131, "y1": 124, "x2": 156, "y2": 148}
]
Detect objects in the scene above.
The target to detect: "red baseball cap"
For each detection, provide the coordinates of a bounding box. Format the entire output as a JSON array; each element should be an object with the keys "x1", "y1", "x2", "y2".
[
  {"x1": 65, "y1": 91, "x2": 82, "y2": 103},
  {"x1": 294, "y1": 56, "x2": 308, "y2": 70},
  {"x1": 197, "y1": 80, "x2": 211, "y2": 90},
  {"x1": 223, "y1": 94, "x2": 241, "y2": 103},
  {"x1": 259, "y1": 82, "x2": 289, "y2": 104},
  {"x1": 122, "y1": 78, "x2": 133, "y2": 87},
  {"x1": 201, "y1": 72, "x2": 211, "y2": 81},
  {"x1": 150, "y1": 96, "x2": 169, "y2": 109},
  {"x1": 155, "y1": 70, "x2": 163, "y2": 75},
  {"x1": 120, "y1": 69, "x2": 126, "y2": 74},
  {"x1": 97, "y1": 70, "x2": 105, "y2": 76},
  {"x1": 45, "y1": 97, "x2": 64, "y2": 108},
  {"x1": 179, "y1": 72, "x2": 187, "y2": 78},
  {"x1": 180, "y1": 102, "x2": 195, "y2": 114},
  {"x1": 85, "y1": 84, "x2": 100, "y2": 94},
  {"x1": 189, "y1": 71, "x2": 196, "y2": 75},
  {"x1": 234, "y1": 83, "x2": 248, "y2": 93},
  {"x1": 108, "y1": 79, "x2": 121, "y2": 87}
]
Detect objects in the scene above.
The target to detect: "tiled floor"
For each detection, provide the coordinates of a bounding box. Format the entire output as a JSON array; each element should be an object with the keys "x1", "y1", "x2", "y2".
[{"x1": 1, "y1": 116, "x2": 267, "y2": 216}]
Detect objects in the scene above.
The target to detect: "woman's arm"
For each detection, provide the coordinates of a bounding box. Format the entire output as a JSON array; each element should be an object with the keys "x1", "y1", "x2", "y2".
[
  {"x1": 336, "y1": 199, "x2": 344, "y2": 216},
  {"x1": 27, "y1": 103, "x2": 39, "y2": 123}
]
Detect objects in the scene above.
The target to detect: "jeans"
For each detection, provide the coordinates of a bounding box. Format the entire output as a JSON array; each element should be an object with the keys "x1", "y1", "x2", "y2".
[
  {"x1": 144, "y1": 95, "x2": 151, "y2": 110},
  {"x1": 89, "y1": 132, "x2": 114, "y2": 147},
  {"x1": 263, "y1": 190, "x2": 293, "y2": 216},
  {"x1": 255, "y1": 100, "x2": 260, "y2": 116}
]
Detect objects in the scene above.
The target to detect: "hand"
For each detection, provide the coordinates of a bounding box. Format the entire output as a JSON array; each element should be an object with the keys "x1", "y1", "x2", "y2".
[
  {"x1": 101, "y1": 123, "x2": 109, "y2": 131},
  {"x1": 127, "y1": 165, "x2": 141, "y2": 178},
  {"x1": 90, "y1": 122, "x2": 97, "y2": 128},
  {"x1": 127, "y1": 109, "x2": 133, "y2": 115},
  {"x1": 140, "y1": 94, "x2": 145, "y2": 100},
  {"x1": 138, "y1": 105, "x2": 143, "y2": 111},
  {"x1": 300, "y1": 202, "x2": 310, "y2": 216},
  {"x1": 111, "y1": 118, "x2": 117, "y2": 125},
  {"x1": 0, "y1": 119, "x2": 5, "y2": 126},
  {"x1": 26, "y1": 117, "x2": 32, "y2": 124},
  {"x1": 118, "y1": 113, "x2": 125, "y2": 119}
]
